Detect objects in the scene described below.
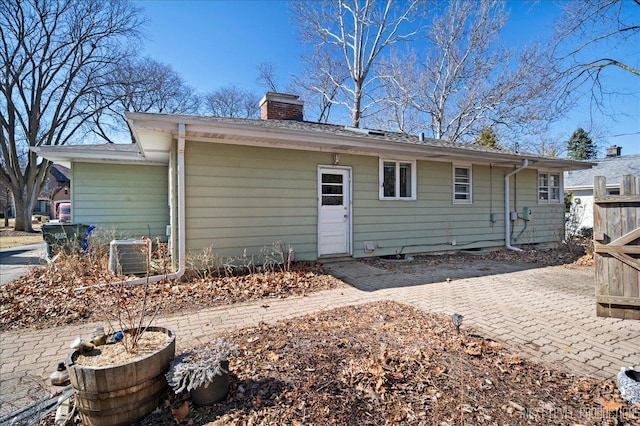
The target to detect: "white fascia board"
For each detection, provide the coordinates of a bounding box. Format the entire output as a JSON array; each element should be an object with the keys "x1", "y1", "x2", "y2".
[
  {"x1": 125, "y1": 112, "x2": 594, "y2": 170},
  {"x1": 182, "y1": 122, "x2": 523, "y2": 165},
  {"x1": 32, "y1": 146, "x2": 157, "y2": 166},
  {"x1": 565, "y1": 183, "x2": 622, "y2": 191}
]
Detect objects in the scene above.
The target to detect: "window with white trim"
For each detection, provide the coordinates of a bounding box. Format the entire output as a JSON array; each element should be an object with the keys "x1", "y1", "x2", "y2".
[
  {"x1": 379, "y1": 159, "x2": 416, "y2": 200},
  {"x1": 538, "y1": 171, "x2": 561, "y2": 203},
  {"x1": 453, "y1": 165, "x2": 472, "y2": 204}
]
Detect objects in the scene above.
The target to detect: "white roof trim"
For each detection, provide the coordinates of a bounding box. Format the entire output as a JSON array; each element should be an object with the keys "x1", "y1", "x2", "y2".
[
  {"x1": 33, "y1": 112, "x2": 595, "y2": 171},
  {"x1": 124, "y1": 112, "x2": 593, "y2": 171}
]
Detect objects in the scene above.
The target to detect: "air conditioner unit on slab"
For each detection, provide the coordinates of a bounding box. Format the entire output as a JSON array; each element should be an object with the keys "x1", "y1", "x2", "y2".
[{"x1": 109, "y1": 239, "x2": 151, "y2": 275}]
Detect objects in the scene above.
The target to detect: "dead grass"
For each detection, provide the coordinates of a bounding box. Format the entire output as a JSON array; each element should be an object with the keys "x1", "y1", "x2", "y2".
[
  {"x1": 0, "y1": 233, "x2": 43, "y2": 249},
  {"x1": 0, "y1": 219, "x2": 43, "y2": 249}
]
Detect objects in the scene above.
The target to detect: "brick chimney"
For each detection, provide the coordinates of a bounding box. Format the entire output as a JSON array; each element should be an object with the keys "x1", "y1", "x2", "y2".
[
  {"x1": 606, "y1": 145, "x2": 622, "y2": 158},
  {"x1": 260, "y1": 92, "x2": 304, "y2": 121}
]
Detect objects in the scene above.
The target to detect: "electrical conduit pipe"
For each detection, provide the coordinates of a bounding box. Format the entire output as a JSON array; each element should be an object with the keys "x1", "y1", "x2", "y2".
[{"x1": 504, "y1": 159, "x2": 529, "y2": 252}]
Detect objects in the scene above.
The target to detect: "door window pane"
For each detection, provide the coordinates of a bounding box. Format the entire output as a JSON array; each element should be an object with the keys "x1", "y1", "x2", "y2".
[
  {"x1": 322, "y1": 173, "x2": 343, "y2": 205},
  {"x1": 322, "y1": 174, "x2": 343, "y2": 184}
]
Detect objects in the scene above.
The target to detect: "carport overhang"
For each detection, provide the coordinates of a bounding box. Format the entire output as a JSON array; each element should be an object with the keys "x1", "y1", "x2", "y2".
[{"x1": 32, "y1": 143, "x2": 156, "y2": 168}]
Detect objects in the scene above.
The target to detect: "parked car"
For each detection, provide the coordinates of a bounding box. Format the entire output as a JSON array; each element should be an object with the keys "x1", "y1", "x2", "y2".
[{"x1": 58, "y1": 202, "x2": 71, "y2": 222}]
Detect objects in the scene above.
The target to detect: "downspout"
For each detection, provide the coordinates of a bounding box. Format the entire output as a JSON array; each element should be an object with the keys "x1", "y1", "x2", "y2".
[
  {"x1": 174, "y1": 123, "x2": 186, "y2": 278},
  {"x1": 77, "y1": 124, "x2": 186, "y2": 289},
  {"x1": 504, "y1": 159, "x2": 529, "y2": 252}
]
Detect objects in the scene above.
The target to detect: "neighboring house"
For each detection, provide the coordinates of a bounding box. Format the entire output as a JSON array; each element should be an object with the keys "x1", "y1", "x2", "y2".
[
  {"x1": 564, "y1": 146, "x2": 640, "y2": 234},
  {"x1": 1, "y1": 163, "x2": 70, "y2": 220},
  {"x1": 33, "y1": 164, "x2": 71, "y2": 219},
  {"x1": 34, "y1": 92, "x2": 592, "y2": 269}
]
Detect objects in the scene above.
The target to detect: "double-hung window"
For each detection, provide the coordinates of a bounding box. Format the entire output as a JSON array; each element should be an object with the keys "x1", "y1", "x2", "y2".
[
  {"x1": 453, "y1": 165, "x2": 472, "y2": 204},
  {"x1": 538, "y1": 171, "x2": 561, "y2": 203},
  {"x1": 379, "y1": 159, "x2": 416, "y2": 200}
]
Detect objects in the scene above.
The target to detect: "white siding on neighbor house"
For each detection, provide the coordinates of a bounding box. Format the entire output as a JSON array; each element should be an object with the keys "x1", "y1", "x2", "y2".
[
  {"x1": 184, "y1": 141, "x2": 567, "y2": 261},
  {"x1": 72, "y1": 162, "x2": 169, "y2": 241},
  {"x1": 566, "y1": 190, "x2": 594, "y2": 233}
]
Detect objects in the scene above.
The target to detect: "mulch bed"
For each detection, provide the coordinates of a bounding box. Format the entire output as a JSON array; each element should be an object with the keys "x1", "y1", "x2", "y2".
[
  {"x1": 0, "y1": 259, "x2": 344, "y2": 331},
  {"x1": 128, "y1": 301, "x2": 637, "y2": 426}
]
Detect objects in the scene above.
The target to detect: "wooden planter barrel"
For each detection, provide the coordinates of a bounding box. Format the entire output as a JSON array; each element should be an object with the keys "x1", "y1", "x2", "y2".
[{"x1": 66, "y1": 326, "x2": 176, "y2": 426}]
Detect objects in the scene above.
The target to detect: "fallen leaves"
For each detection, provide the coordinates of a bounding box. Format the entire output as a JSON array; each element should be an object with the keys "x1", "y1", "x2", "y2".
[
  {"x1": 133, "y1": 302, "x2": 636, "y2": 426},
  {"x1": 0, "y1": 260, "x2": 344, "y2": 331},
  {"x1": 171, "y1": 401, "x2": 190, "y2": 423},
  {"x1": 599, "y1": 398, "x2": 625, "y2": 412}
]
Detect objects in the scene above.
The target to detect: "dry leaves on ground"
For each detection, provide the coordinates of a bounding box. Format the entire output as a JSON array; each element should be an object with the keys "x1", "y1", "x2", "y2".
[
  {"x1": 1, "y1": 243, "x2": 593, "y2": 331},
  {"x1": 0, "y1": 259, "x2": 344, "y2": 331},
  {"x1": 364, "y1": 246, "x2": 593, "y2": 270},
  {"x1": 128, "y1": 301, "x2": 637, "y2": 426}
]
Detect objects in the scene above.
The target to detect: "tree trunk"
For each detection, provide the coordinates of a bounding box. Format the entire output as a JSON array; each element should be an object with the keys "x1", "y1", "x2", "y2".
[
  {"x1": 13, "y1": 192, "x2": 34, "y2": 233},
  {"x1": 352, "y1": 81, "x2": 363, "y2": 128},
  {"x1": 12, "y1": 159, "x2": 50, "y2": 233},
  {"x1": 3, "y1": 188, "x2": 9, "y2": 227}
]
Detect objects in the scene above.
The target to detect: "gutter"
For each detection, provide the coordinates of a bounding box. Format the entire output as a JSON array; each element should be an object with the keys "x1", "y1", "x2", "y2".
[
  {"x1": 504, "y1": 159, "x2": 529, "y2": 252},
  {"x1": 77, "y1": 124, "x2": 186, "y2": 289},
  {"x1": 124, "y1": 112, "x2": 594, "y2": 171}
]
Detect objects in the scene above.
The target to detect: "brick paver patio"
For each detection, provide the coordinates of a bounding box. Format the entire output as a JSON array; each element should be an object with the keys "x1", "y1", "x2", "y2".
[{"x1": 1, "y1": 261, "x2": 638, "y2": 417}]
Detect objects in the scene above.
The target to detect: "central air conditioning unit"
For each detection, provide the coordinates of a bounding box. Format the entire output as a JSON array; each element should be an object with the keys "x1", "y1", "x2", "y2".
[{"x1": 109, "y1": 239, "x2": 151, "y2": 275}]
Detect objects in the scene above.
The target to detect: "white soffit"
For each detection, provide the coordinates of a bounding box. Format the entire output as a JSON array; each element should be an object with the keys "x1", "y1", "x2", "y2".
[
  {"x1": 126, "y1": 113, "x2": 593, "y2": 171},
  {"x1": 136, "y1": 127, "x2": 172, "y2": 163}
]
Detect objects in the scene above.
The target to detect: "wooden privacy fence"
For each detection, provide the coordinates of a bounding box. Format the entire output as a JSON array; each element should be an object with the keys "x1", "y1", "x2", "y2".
[{"x1": 593, "y1": 175, "x2": 640, "y2": 320}]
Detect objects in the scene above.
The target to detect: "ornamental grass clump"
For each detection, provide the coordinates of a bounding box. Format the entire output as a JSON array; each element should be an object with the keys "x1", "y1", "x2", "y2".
[{"x1": 166, "y1": 339, "x2": 238, "y2": 394}]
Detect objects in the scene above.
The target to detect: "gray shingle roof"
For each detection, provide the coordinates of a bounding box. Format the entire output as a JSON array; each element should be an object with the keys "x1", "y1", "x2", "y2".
[
  {"x1": 564, "y1": 154, "x2": 640, "y2": 188},
  {"x1": 176, "y1": 115, "x2": 541, "y2": 157}
]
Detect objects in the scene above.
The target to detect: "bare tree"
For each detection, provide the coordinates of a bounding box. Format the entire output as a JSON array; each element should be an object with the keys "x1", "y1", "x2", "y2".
[
  {"x1": 0, "y1": 0, "x2": 143, "y2": 231},
  {"x1": 380, "y1": 0, "x2": 565, "y2": 145},
  {"x1": 93, "y1": 57, "x2": 200, "y2": 143},
  {"x1": 376, "y1": 50, "x2": 423, "y2": 133},
  {"x1": 256, "y1": 61, "x2": 280, "y2": 92},
  {"x1": 202, "y1": 85, "x2": 260, "y2": 118},
  {"x1": 526, "y1": 132, "x2": 566, "y2": 157},
  {"x1": 292, "y1": 47, "x2": 349, "y2": 123},
  {"x1": 552, "y1": 0, "x2": 639, "y2": 112},
  {"x1": 291, "y1": 0, "x2": 421, "y2": 128}
]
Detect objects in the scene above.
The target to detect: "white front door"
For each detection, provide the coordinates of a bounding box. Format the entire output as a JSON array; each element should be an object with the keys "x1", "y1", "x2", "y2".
[{"x1": 318, "y1": 167, "x2": 351, "y2": 256}]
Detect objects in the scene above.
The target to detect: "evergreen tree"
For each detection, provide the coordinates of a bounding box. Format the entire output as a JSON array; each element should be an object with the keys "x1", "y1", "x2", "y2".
[
  {"x1": 567, "y1": 128, "x2": 597, "y2": 160},
  {"x1": 477, "y1": 127, "x2": 501, "y2": 149}
]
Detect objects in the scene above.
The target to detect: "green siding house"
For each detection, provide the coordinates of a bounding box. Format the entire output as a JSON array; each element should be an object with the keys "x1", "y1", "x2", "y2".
[{"x1": 35, "y1": 92, "x2": 592, "y2": 273}]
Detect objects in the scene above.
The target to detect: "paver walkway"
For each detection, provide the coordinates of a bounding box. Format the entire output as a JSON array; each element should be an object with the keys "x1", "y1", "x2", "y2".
[{"x1": 1, "y1": 261, "x2": 638, "y2": 417}]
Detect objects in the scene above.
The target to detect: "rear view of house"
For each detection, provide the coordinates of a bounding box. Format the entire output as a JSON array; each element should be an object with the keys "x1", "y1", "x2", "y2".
[{"x1": 35, "y1": 93, "x2": 592, "y2": 272}]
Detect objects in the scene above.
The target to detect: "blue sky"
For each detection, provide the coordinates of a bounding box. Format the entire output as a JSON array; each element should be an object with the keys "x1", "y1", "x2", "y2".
[{"x1": 136, "y1": 0, "x2": 639, "y2": 156}]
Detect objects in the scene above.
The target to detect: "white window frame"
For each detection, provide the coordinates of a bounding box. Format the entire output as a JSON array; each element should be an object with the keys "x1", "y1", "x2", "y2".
[
  {"x1": 538, "y1": 170, "x2": 562, "y2": 204},
  {"x1": 379, "y1": 158, "x2": 417, "y2": 200},
  {"x1": 452, "y1": 164, "x2": 473, "y2": 204}
]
